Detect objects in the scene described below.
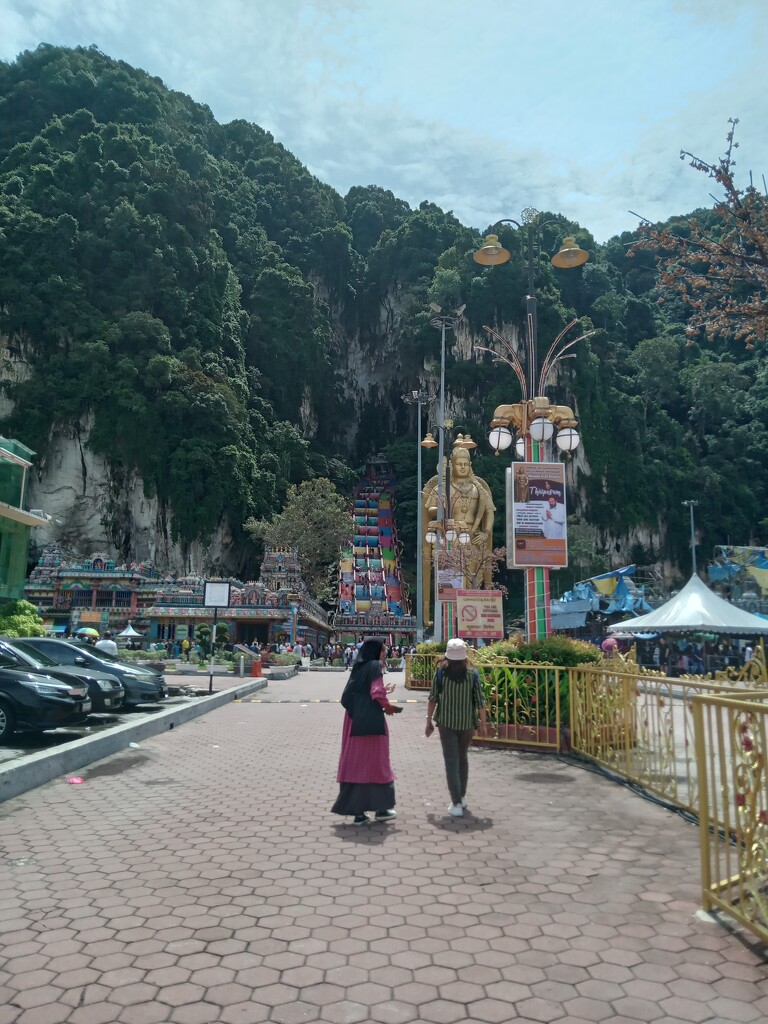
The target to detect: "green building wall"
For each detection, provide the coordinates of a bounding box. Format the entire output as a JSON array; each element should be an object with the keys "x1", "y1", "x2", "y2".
[{"x1": 0, "y1": 516, "x2": 30, "y2": 600}]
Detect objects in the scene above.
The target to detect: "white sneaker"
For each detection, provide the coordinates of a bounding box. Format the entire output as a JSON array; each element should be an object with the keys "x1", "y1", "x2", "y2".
[
  {"x1": 448, "y1": 803, "x2": 464, "y2": 817},
  {"x1": 461, "y1": 797, "x2": 468, "y2": 809}
]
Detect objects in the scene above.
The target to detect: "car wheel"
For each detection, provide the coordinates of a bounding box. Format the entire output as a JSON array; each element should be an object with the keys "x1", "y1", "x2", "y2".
[{"x1": 0, "y1": 699, "x2": 16, "y2": 742}]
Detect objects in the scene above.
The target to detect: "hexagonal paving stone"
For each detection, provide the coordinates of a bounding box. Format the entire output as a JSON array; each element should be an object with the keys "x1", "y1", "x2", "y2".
[{"x1": 107, "y1": 983, "x2": 161, "y2": 1007}]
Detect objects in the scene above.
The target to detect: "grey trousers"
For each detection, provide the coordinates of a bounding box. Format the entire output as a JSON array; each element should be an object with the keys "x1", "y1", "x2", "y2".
[{"x1": 437, "y1": 726, "x2": 475, "y2": 804}]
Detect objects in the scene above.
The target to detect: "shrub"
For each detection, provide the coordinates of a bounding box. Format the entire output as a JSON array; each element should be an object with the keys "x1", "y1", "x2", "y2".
[
  {"x1": 479, "y1": 664, "x2": 569, "y2": 728},
  {"x1": 119, "y1": 649, "x2": 166, "y2": 663},
  {"x1": 476, "y1": 635, "x2": 602, "y2": 668},
  {"x1": 269, "y1": 653, "x2": 301, "y2": 666},
  {"x1": 408, "y1": 641, "x2": 446, "y2": 682},
  {"x1": 477, "y1": 636, "x2": 601, "y2": 729}
]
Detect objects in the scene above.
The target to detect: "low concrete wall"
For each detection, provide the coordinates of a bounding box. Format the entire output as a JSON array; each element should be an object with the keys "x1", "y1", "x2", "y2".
[
  {"x1": 0, "y1": 677, "x2": 267, "y2": 804},
  {"x1": 265, "y1": 666, "x2": 299, "y2": 680}
]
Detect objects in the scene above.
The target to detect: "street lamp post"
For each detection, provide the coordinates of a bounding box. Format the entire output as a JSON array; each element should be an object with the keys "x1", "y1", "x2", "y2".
[
  {"x1": 422, "y1": 429, "x2": 476, "y2": 640},
  {"x1": 425, "y1": 303, "x2": 465, "y2": 642},
  {"x1": 402, "y1": 388, "x2": 432, "y2": 642},
  {"x1": 682, "y1": 499, "x2": 699, "y2": 575},
  {"x1": 474, "y1": 212, "x2": 593, "y2": 641},
  {"x1": 289, "y1": 596, "x2": 301, "y2": 647}
]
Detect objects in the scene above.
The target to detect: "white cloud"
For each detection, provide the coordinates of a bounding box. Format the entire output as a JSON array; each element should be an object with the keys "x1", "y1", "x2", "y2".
[{"x1": 1, "y1": 0, "x2": 766, "y2": 241}]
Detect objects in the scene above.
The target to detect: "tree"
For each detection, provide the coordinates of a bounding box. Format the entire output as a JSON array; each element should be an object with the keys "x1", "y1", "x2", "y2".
[
  {"x1": 440, "y1": 543, "x2": 508, "y2": 596},
  {"x1": 0, "y1": 599, "x2": 44, "y2": 637},
  {"x1": 565, "y1": 518, "x2": 611, "y2": 584},
  {"x1": 631, "y1": 120, "x2": 768, "y2": 348},
  {"x1": 627, "y1": 335, "x2": 681, "y2": 427},
  {"x1": 244, "y1": 478, "x2": 350, "y2": 598}
]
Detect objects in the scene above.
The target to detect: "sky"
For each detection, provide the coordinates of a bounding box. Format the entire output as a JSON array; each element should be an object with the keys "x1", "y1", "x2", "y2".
[{"x1": 1, "y1": 0, "x2": 767, "y2": 241}]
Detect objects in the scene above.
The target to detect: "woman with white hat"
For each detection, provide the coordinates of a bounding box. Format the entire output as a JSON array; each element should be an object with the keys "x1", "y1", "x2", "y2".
[{"x1": 425, "y1": 637, "x2": 491, "y2": 817}]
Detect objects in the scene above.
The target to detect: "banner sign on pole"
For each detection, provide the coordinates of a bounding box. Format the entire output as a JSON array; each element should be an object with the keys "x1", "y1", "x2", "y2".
[
  {"x1": 456, "y1": 590, "x2": 504, "y2": 639},
  {"x1": 204, "y1": 581, "x2": 231, "y2": 607},
  {"x1": 437, "y1": 560, "x2": 464, "y2": 603},
  {"x1": 507, "y1": 463, "x2": 568, "y2": 569}
]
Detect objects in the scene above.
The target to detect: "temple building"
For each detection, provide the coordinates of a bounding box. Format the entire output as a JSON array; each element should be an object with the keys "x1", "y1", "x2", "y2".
[{"x1": 25, "y1": 544, "x2": 331, "y2": 648}]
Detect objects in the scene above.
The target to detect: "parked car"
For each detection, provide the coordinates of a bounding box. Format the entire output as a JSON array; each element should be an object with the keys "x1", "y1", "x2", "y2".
[
  {"x1": 0, "y1": 669, "x2": 91, "y2": 741},
  {"x1": 0, "y1": 638, "x2": 124, "y2": 713},
  {"x1": 22, "y1": 639, "x2": 167, "y2": 707}
]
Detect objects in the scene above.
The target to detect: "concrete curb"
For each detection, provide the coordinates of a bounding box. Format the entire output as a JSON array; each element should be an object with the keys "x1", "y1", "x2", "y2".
[
  {"x1": 0, "y1": 677, "x2": 268, "y2": 804},
  {"x1": 265, "y1": 667, "x2": 298, "y2": 680}
]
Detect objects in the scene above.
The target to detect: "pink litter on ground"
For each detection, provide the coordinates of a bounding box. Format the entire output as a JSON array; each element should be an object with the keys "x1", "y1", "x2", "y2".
[{"x1": 66, "y1": 777, "x2": 85, "y2": 785}]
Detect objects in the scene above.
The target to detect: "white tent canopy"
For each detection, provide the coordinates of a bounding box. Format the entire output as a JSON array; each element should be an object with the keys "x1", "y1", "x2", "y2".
[
  {"x1": 116, "y1": 623, "x2": 144, "y2": 637},
  {"x1": 608, "y1": 574, "x2": 768, "y2": 636}
]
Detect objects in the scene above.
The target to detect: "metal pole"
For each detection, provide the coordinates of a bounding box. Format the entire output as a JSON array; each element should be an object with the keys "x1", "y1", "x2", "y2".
[
  {"x1": 683, "y1": 500, "x2": 699, "y2": 575},
  {"x1": 434, "y1": 320, "x2": 447, "y2": 643},
  {"x1": 208, "y1": 607, "x2": 217, "y2": 694},
  {"x1": 523, "y1": 221, "x2": 547, "y2": 641},
  {"x1": 444, "y1": 442, "x2": 453, "y2": 640},
  {"x1": 416, "y1": 394, "x2": 424, "y2": 642}
]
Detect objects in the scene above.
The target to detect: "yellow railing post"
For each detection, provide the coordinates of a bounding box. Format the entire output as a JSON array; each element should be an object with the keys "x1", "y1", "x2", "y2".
[{"x1": 692, "y1": 696, "x2": 713, "y2": 911}]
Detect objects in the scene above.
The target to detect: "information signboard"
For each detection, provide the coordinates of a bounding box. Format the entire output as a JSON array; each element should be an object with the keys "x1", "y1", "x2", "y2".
[
  {"x1": 507, "y1": 463, "x2": 568, "y2": 569},
  {"x1": 456, "y1": 590, "x2": 504, "y2": 639}
]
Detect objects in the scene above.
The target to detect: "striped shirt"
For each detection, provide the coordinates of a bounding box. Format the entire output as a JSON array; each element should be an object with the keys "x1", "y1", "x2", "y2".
[{"x1": 429, "y1": 666, "x2": 485, "y2": 730}]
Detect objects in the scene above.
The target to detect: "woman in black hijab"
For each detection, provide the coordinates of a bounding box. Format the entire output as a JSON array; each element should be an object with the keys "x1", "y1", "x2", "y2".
[{"x1": 332, "y1": 638, "x2": 403, "y2": 825}]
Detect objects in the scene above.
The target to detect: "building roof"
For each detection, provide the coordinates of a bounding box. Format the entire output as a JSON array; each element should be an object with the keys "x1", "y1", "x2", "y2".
[{"x1": 608, "y1": 574, "x2": 768, "y2": 636}]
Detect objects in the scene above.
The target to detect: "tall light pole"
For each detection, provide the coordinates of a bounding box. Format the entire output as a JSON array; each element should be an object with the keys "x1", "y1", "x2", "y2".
[
  {"x1": 682, "y1": 499, "x2": 699, "y2": 576},
  {"x1": 402, "y1": 388, "x2": 431, "y2": 641},
  {"x1": 426, "y1": 303, "x2": 465, "y2": 642},
  {"x1": 474, "y1": 211, "x2": 592, "y2": 641}
]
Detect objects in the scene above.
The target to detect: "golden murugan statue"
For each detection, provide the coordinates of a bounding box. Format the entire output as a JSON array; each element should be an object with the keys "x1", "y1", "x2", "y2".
[{"x1": 421, "y1": 443, "x2": 495, "y2": 627}]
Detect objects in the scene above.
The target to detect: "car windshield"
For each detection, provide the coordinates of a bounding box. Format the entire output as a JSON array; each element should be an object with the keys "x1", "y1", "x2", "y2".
[
  {"x1": 10, "y1": 640, "x2": 57, "y2": 667},
  {"x1": 87, "y1": 645, "x2": 118, "y2": 662}
]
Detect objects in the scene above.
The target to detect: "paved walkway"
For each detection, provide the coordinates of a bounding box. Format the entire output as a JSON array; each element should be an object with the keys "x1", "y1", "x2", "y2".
[{"x1": 0, "y1": 670, "x2": 767, "y2": 1024}]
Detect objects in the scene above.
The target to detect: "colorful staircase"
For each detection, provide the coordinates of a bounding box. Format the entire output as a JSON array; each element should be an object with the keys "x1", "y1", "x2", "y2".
[{"x1": 334, "y1": 460, "x2": 414, "y2": 641}]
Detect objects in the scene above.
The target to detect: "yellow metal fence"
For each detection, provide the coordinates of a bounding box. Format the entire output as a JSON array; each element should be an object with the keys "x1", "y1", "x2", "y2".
[
  {"x1": 405, "y1": 653, "x2": 563, "y2": 752},
  {"x1": 571, "y1": 665, "x2": 715, "y2": 814},
  {"x1": 693, "y1": 691, "x2": 768, "y2": 944},
  {"x1": 409, "y1": 647, "x2": 768, "y2": 940}
]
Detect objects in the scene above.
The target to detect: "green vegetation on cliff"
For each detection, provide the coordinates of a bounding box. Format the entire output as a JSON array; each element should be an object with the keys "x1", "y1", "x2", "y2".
[{"x1": 1, "y1": 44, "x2": 766, "y2": 579}]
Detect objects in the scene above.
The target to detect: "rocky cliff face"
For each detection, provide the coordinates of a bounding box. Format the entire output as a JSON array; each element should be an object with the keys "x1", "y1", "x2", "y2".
[
  {"x1": 26, "y1": 417, "x2": 234, "y2": 575},
  {"x1": 8, "y1": 305, "x2": 670, "y2": 578}
]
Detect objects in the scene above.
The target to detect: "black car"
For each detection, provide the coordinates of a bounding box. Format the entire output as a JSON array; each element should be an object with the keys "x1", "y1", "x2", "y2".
[
  {"x1": 0, "y1": 669, "x2": 91, "y2": 741},
  {"x1": 22, "y1": 638, "x2": 167, "y2": 707},
  {"x1": 0, "y1": 638, "x2": 125, "y2": 713}
]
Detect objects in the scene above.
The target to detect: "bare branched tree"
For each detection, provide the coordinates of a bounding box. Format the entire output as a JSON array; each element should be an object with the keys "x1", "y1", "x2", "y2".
[
  {"x1": 630, "y1": 119, "x2": 768, "y2": 348},
  {"x1": 439, "y1": 543, "x2": 508, "y2": 596}
]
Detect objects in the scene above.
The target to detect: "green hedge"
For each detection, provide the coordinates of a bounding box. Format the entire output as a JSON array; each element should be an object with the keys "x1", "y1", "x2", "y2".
[
  {"x1": 475, "y1": 635, "x2": 602, "y2": 668},
  {"x1": 269, "y1": 653, "x2": 301, "y2": 666}
]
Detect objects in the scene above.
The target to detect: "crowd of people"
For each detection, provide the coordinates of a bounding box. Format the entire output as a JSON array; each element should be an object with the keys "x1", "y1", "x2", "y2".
[
  {"x1": 579, "y1": 633, "x2": 758, "y2": 676},
  {"x1": 648, "y1": 638, "x2": 756, "y2": 676},
  {"x1": 323, "y1": 641, "x2": 415, "y2": 667}
]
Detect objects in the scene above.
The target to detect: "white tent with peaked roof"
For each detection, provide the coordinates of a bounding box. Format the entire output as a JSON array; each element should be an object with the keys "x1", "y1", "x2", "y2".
[
  {"x1": 608, "y1": 574, "x2": 768, "y2": 636},
  {"x1": 116, "y1": 623, "x2": 144, "y2": 637}
]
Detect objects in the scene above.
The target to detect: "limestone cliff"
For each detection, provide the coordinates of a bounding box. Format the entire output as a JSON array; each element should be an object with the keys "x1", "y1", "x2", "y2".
[{"x1": 26, "y1": 418, "x2": 234, "y2": 576}]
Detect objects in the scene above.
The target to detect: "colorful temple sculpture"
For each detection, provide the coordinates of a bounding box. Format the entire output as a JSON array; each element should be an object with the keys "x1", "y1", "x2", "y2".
[
  {"x1": 25, "y1": 544, "x2": 331, "y2": 648},
  {"x1": 333, "y1": 454, "x2": 416, "y2": 644}
]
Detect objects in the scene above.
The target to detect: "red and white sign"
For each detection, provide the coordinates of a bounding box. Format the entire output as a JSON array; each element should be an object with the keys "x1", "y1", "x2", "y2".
[{"x1": 456, "y1": 590, "x2": 504, "y2": 639}]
